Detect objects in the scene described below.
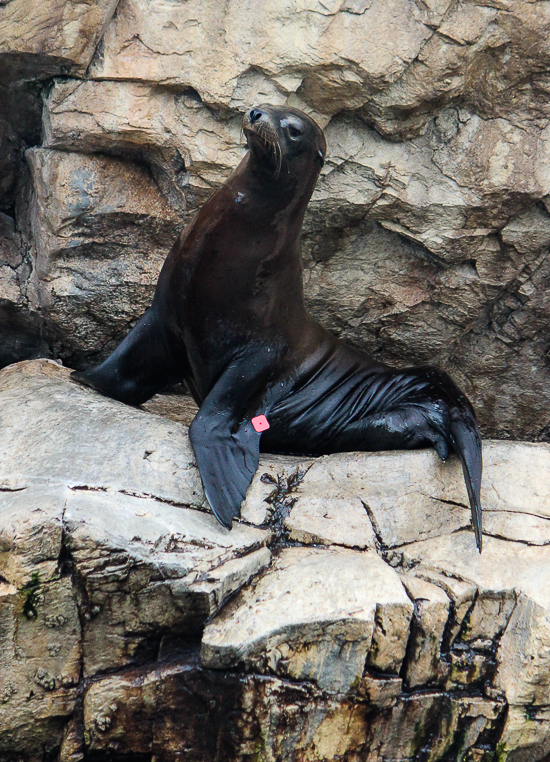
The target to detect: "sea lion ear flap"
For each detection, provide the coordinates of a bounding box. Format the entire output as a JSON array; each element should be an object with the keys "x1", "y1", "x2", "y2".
[{"x1": 317, "y1": 149, "x2": 325, "y2": 167}]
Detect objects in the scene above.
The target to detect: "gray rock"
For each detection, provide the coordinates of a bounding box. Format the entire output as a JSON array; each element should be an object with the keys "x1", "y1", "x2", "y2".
[
  {"x1": 400, "y1": 574, "x2": 450, "y2": 689},
  {"x1": 65, "y1": 488, "x2": 270, "y2": 676},
  {"x1": 0, "y1": 359, "x2": 548, "y2": 758},
  {"x1": 399, "y1": 532, "x2": 550, "y2": 759},
  {"x1": 25, "y1": 149, "x2": 181, "y2": 365},
  {"x1": 285, "y1": 495, "x2": 376, "y2": 549},
  {"x1": 0, "y1": 359, "x2": 204, "y2": 507},
  {"x1": 0, "y1": 575, "x2": 80, "y2": 757},
  {"x1": 292, "y1": 441, "x2": 550, "y2": 548},
  {"x1": 0, "y1": 485, "x2": 64, "y2": 585},
  {"x1": 202, "y1": 546, "x2": 413, "y2": 693}
]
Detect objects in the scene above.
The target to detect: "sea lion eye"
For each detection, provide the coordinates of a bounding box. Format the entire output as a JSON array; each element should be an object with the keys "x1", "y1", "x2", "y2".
[{"x1": 281, "y1": 118, "x2": 303, "y2": 140}]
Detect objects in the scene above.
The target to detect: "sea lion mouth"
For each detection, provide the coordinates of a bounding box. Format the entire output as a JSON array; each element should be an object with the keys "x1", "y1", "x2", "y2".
[{"x1": 242, "y1": 113, "x2": 283, "y2": 177}]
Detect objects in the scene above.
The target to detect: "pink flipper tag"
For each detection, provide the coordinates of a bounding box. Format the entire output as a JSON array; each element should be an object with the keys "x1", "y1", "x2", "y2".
[{"x1": 251, "y1": 415, "x2": 270, "y2": 433}]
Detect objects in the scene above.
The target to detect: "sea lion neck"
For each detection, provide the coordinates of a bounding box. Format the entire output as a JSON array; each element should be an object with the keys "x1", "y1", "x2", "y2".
[{"x1": 224, "y1": 150, "x2": 319, "y2": 223}]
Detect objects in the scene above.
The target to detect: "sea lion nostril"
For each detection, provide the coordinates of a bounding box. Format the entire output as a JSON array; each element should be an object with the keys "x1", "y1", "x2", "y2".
[{"x1": 249, "y1": 109, "x2": 263, "y2": 123}]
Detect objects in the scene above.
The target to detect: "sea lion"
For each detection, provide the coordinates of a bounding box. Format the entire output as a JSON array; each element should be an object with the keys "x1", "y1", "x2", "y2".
[{"x1": 72, "y1": 104, "x2": 483, "y2": 550}]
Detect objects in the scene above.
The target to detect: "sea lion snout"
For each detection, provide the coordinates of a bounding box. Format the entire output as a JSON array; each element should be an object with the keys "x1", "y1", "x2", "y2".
[{"x1": 243, "y1": 103, "x2": 326, "y2": 179}]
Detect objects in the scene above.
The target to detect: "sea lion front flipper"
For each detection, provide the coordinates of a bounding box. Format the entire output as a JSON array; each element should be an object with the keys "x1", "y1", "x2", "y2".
[
  {"x1": 188, "y1": 356, "x2": 272, "y2": 529},
  {"x1": 71, "y1": 307, "x2": 188, "y2": 405},
  {"x1": 190, "y1": 410, "x2": 261, "y2": 529}
]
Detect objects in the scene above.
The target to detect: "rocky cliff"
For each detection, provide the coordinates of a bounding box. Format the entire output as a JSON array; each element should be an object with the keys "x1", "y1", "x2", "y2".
[
  {"x1": 1, "y1": 0, "x2": 550, "y2": 440},
  {"x1": 1, "y1": 360, "x2": 550, "y2": 761},
  {"x1": 2, "y1": 2, "x2": 550, "y2": 760}
]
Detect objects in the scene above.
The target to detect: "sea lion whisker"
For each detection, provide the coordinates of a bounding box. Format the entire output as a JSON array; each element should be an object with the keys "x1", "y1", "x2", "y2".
[{"x1": 274, "y1": 139, "x2": 283, "y2": 179}]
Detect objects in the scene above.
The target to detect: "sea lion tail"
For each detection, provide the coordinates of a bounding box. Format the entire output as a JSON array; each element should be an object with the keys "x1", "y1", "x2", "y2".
[{"x1": 448, "y1": 404, "x2": 483, "y2": 552}]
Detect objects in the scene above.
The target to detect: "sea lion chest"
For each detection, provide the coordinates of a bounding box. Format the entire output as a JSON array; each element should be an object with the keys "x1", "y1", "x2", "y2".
[{"x1": 157, "y1": 181, "x2": 306, "y2": 358}]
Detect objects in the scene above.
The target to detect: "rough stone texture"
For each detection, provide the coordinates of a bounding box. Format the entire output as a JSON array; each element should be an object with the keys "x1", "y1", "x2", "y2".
[
  {"x1": 25, "y1": 148, "x2": 181, "y2": 364},
  {"x1": 202, "y1": 546, "x2": 413, "y2": 692},
  {"x1": 0, "y1": 359, "x2": 549, "y2": 759},
  {"x1": 0, "y1": 0, "x2": 548, "y2": 440},
  {"x1": 284, "y1": 495, "x2": 376, "y2": 548},
  {"x1": 2, "y1": 0, "x2": 550, "y2": 757},
  {"x1": 289, "y1": 440, "x2": 550, "y2": 548},
  {"x1": 0, "y1": 0, "x2": 119, "y2": 73},
  {"x1": 141, "y1": 390, "x2": 199, "y2": 427}
]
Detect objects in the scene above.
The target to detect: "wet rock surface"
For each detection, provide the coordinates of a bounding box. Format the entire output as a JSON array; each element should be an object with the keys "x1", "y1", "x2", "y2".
[{"x1": 1, "y1": 359, "x2": 550, "y2": 760}]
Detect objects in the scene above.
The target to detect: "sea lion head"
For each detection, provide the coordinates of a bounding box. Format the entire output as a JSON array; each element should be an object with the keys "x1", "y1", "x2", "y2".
[{"x1": 242, "y1": 104, "x2": 326, "y2": 189}]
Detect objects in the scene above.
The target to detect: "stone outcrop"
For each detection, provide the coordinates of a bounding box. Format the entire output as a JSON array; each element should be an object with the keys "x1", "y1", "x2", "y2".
[
  {"x1": 1, "y1": 359, "x2": 550, "y2": 760},
  {"x1": 0, "y1": 0, "x2": 549, "y2": 441},
  {"x1": 2, "y1": 1, "x2": 550, "y2": 758}
]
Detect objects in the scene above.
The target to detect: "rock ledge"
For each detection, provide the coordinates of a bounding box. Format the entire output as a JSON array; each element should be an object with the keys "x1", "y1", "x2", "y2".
[{"x1": 1, "y1": 359, "x2": 549, "y2": 761}]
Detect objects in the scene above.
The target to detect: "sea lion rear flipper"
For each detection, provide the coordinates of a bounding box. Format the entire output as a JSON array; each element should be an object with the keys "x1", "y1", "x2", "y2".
[
  {"x1": 449, "y1": 405, "x2": 483, "y2": 552},
  {"x1": 327, "y1": 368, "x2": 483, "y2": 551}
]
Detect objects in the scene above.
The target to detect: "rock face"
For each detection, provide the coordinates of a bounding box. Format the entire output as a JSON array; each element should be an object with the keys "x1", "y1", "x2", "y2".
[
  {"x1": 1, "y1": 359, "x2": 550, "y2": 760},
  {"x1": 0, "y1": 0, "x2": 549, "y2": 441},
  {"x1": 2, "y1": 1, "x2": 550, "y2": 758}
]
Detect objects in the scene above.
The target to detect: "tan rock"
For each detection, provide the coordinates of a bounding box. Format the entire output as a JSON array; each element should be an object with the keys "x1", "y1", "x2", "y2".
[
  {"x1": 0, "y1": 466, "x2": 270, "y2": 680},
  {"x1": 357, "y1": 673, "x2": 402, "y2": 707},
  {"x1": 433, "y1": 115, "x2": 550, "y2": 202},
  {"x1": 141, "y1": 392, "x2": 199, "y2": 427},
  {"x1": 81, "y1": 659, "x2": 505, "y2": 761},
  {"x1": 0, "y1": 359, "x2": 548, "y2": 755},
  {"x1": 362, "y1": 1, "x2": 550, "y2": 137},
  {"x1": 42, "y1": 78, "x2": 246, "y2": 210},
  {"x1": 0, "y1": 213, "x2": 45, "y2": 368},
  {"x1": 410, "y1": 569, "x2": 477, "y2": 648},
  {"x1": 498, "y1": 705, "x2": 550, "y2": 762},
  {"x1": 90, "y1": 0, "x2": 440, "y2": 110},
  {"x1": 0, "y1": 0, "x2": 119, "y2": 73},
  {"x1": 481, "y1": 440, "x2": 550, "y2": 544},
  {"x1": 500, "y1": 205, "x2": 550, "y2": 256},
  {"x1": 285, "y1": 495, "x2": 376, "y2": 549},
  {"x1": 400, "y1": 573, "x2": 450, "y2": 689},
  {"x1": 83, "y1": 662, "x2": 351, "y2": 760},
  {"x1": 25, "y1": 148, "x2": 181, "y2": 364},
  {"x1": 202, "y1": 546, "x2": 413, "y2": 693},
  {"x1": 495, "y1": 594, "x2": 550, "y2": 707}
]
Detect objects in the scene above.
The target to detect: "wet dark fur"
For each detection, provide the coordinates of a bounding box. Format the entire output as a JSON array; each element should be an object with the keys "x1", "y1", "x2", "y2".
[{"x1": 72, "y1": 104, "x2": 482, "y2": 550}]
